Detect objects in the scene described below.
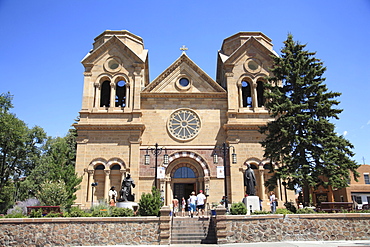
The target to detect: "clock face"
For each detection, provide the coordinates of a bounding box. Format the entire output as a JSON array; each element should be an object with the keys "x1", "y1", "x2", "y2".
[{"x1": 168, "y1": 109, "x2": 201, "y2": 141}]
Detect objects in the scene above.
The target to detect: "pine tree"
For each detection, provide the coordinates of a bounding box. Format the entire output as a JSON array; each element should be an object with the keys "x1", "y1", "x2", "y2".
[{"x1": 260, "y1": 34, "x2": 359, "y2": 206}]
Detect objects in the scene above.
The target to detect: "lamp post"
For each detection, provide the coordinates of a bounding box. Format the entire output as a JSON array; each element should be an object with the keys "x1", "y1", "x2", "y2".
[
  {"x1": 282, "y1": 181, "x2": 288, "y2": 203},
  {"x1": 91, "y1": 182, "x2": 98, "y2": 207},
  {"x1": 213, "y1": 142, "x2": 237, "y2": 209},
  {"x1": 144, "y1": 143, "x2": 169, "y2": 189}
]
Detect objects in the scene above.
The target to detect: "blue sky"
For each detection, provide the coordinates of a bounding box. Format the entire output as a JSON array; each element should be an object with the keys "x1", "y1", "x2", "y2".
[{"x1": 0, "y1": 0, "x2": 369, "y2": 164}]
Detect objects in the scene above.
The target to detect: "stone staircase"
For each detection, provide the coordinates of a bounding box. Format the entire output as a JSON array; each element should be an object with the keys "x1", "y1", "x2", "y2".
[{"x1": 170, "y1": 216, "x2": 217, "y2": 244}]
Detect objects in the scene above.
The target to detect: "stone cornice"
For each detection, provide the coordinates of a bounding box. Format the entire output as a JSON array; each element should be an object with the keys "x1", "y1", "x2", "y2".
[
  {"x1": 223, "y1": 123, "x2": 266, "y2": 130},
  {"x1": 74, "y1": 123, "x2": 145, "y2": 131},
  {"x1": 141, "y1": 92, "x2": 227, "y2": 99}
]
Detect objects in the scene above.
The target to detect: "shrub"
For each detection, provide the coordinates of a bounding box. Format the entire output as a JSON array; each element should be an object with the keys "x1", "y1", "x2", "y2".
[
  {"x1": 275, "y1": 208, "x2": 293, "y2": 215},
  {"x1": 296, "y1": 207, "x2": 315, "y2": 214},
  {"x1": 138, "y1": 187, "x2": 162, "y2": 216},
  {"x1": 5, "y1": 207, "x2": 27, "y2": 218},
  {"x1": 7, "y1": 198, "x2": 40, "y2": 216},
  {"x1": 29, "y1": 209, "x2": 42, "y2": 218},
  {"x1": 64, "y1": 206, "x2": 89, "y2": 217},
  {"x1": 230, "y1": 202, "x2": 247, "y2": 215},
  {"x1": 251, "y1": 210, "x2": 271, "y2": 215},
  {"x1": 45, "y1": 212, "x2": 63, "y2": 217},
  {"x1": 91, "y1": 201, "x2": 111, "y2": 217},
  {"x1": 111, "y1": 207, "x2": 134, "y2": 217}
]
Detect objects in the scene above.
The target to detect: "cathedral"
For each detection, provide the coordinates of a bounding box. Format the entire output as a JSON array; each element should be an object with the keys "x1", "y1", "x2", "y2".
[{"x1": 73, "y1": 30, "x2": 295, "y2": 210}]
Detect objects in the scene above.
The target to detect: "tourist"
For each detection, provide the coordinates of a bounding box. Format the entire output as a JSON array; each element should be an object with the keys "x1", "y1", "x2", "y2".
[
  {"x1": 172, "y1": 195, "x2": 179, "y2": 217},
  {"x1": 189, "y1": 191, "x2": 197, "y2": 218},
  {"x1": 108, "y1": 186, "x2": 117, "y2": 206},
  {"x1": 270, "y1": 191, "x2": 276, "y2": 213},
  {"x1": 181, "y1": 197, "x2": 186, "y2": 217},
  {"x1": 196, "y1": 190, "x2": 207, "y2": 218}
]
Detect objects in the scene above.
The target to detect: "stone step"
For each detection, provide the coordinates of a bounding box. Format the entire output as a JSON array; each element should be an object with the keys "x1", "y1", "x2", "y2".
[{"x1": 171, "y1": 216, "x2": 217, "y2": 245}]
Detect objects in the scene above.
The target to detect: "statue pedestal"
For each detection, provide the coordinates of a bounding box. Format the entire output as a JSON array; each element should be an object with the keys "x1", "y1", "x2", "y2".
[
  {"x1": 116, "y1": 201, "x2": 139, "y2": 211},
  {"x1": 244, "y1": 196, "x2": 260, "y2": 215}
]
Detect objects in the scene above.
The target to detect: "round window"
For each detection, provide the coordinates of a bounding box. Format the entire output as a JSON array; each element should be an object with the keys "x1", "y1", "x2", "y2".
[
  {"x1": 179, "y1": 78, "x2": 190, "y2": 87},
  {"x1": 244, "y1": 58, "x2": 261, "y2": 73},
  {"x1": 104, "y1": 57, "x2": 121, "y2": 72},
  {"x1": 168, "y1": 109, "x2": 201, "y2": 141},
  {"x1": 108, "y1": 59, "x2": 119, "y2": 70},
  {"x1": 248, "y1": 60, "x2": 259, "y2": 71}
]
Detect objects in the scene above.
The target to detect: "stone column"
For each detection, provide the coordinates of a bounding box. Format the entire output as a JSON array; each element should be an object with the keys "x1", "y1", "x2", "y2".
[
  {"x1": 252, "y1": 80, "x2": 258, "y2": 109},
  {"x1": 159, "y1": 206, "x2": 171, "y2": 245},
  {"x1": 125, "y1": 82, "x2": 131, "y2": 109},
  {"x1": 92, "y1": 82, "x2": 100, "y2": 109},
  {"x1": 87, "y1": 170, "x2": 94, "y2": 202},
  {"x1": 133, "y1": 65, "x2": 143, "y2": 110},
  {"x1": 110, "y1": 82, "x2": 116, "y2": 109},
  {"x1": 104, "y1": 170, "x2": 110, "y2": 202},
  {"x1": 259, "y1": 169, "x2": 266, "y2": 201},
  {"x1": 215, "y1": 205, "x2": 228, "y2": 244}
]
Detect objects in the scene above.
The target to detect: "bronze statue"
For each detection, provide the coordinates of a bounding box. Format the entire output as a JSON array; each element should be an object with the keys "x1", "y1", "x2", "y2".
[
  {"x1": 120, "y1": 173, "x2": 135, "y2": 202},
  {"x1": 244, "y1": 164, "x2": 256, "y2": 196}
]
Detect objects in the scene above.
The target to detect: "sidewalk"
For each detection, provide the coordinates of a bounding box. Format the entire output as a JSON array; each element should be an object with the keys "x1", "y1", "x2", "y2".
[{"x1": 76, "y1": 240, "x2": 370, "y2": 247}]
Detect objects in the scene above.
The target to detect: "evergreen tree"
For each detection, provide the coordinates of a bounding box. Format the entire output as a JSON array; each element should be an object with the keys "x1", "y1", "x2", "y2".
[{"x1": 260, "y1": 34, "x2": 359, "y2": 206}]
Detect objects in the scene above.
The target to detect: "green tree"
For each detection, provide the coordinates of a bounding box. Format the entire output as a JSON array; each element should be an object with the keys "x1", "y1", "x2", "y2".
[
  {"x1": 36, "y1": 180, "x2": 69, "y2": 207},
  {"x1": 259, "y1": 34, "x2": 359, "y2": 206},
  {"x1": 19, "y1": 129, "x2": 82, "y2": 208},
  {"x1": 0, "y1": 92, "x2": 46, "y2": 207}
]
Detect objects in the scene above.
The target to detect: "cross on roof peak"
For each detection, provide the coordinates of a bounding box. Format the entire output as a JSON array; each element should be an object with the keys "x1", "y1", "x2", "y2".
[{"x1": 180, "y1": 45, "x2": 188, "y2": 53}]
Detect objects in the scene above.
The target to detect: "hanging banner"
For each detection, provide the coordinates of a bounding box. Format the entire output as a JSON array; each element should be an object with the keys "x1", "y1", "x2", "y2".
[
  {"x1": 217, "y1": 166, "x2": 224, "y2": 178},
  {"x1": 157, "y1": 167, "x2": 165, "y2": 179}
]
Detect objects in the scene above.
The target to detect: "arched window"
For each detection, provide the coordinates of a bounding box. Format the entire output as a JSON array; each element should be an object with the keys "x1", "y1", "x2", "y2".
[
  {"x1": 100, "y1": 80, "x2": 111, "y2": 107},
  {"x1": 257, "y1": 81, "x2": 264, "y2": 107},
  {"x1": 115, "y1": 80, "x2": 126, "y2": 107},
  {"x1": 173, "y1": 167, "x2": 196, "y2": 178},
  {"x1": 111, "y1": 164, "x2": 121, "y2": 170},
  {"x1": 95, "y1": 165, "x2": 105, "y2": 170},
  {"x1": 242, "y1": 81, "x2": 252, "y2": 107},
  {"x1": 250, "y1": 164, "x2": 258, "y2": 170}
]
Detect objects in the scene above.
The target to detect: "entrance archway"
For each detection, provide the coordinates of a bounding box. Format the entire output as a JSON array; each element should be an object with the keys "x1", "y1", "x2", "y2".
[{"x1": 161, "y1": 152, "x2": 210, "y2": 206}]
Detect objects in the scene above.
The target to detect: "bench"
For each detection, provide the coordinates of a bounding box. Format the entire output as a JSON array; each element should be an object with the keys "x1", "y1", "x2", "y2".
[
  {"x1": 317, "y1": 202, "x2": 353, "y2": 213},
  {"x1": 26, "y1": 206, "x2": 61, "y2": 216}
]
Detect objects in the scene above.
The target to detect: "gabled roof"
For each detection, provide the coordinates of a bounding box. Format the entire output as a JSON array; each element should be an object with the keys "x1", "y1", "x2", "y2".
[
  {"x1": 81, "y1": 35, "x2": 148, "y2": 64},
  {"x1": 219, "y1": 36, "x2": 278, "y2": 65},
  {"x1": 143, "y1": 52, "x2": 225, "y2": 93}
]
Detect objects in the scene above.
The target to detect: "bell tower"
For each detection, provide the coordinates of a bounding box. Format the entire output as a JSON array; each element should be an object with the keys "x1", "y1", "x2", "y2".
[{"x1": 74, "y1": 30, "x2": 147, "y2": 207}]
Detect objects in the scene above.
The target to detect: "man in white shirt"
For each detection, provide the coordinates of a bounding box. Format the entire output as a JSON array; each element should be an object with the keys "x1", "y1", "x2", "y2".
[
  {"x1": 189, "y1": 191, "x2": 197, "y2": 218},
  {"x1": 196, "y1": 190, "x2": 207, "y2": 218}
]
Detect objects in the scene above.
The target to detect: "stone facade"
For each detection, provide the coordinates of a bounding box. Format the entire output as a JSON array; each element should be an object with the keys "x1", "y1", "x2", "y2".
[{"x1": 74, "y1": 30, "x2": 296, "y2": 210}]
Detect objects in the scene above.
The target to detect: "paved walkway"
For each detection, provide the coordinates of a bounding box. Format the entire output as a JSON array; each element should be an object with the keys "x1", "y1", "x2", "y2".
[{"x1": 76, "y1": 240, "x2": 370, "y2": 247}]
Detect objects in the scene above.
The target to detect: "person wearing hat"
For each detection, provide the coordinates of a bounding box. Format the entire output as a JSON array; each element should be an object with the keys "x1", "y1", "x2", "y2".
[
  {"x1": 197, "y1": 190, "x2": 207, "y2": 218},
  {"x1": 189, "y1": 191, "x2": 197, "y2": 218},
  {"x1": 108, "y1": 186, "x2": 117, "y2": 206}
]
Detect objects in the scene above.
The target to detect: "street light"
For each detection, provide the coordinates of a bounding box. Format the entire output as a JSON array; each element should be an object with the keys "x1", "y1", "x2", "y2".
[
  {"x1": 144, "y1": 143, "x2": 169, "y2": 189},
  {"x1": 91, "y1": 182, "x2": 98, "y2": 207},
  {"x1": 213, "y1": 142, "x2": 237, "y2": 209}
]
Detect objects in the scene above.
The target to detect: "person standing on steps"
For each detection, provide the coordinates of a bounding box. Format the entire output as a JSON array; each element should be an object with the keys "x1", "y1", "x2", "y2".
[
  {"x1": 172, "y1": 195, "x2": 179, "y2": 217},
  {"x1": 196, "y1": 190, "x2": 207, "y2": 218},
  {"x1": 181, "y1": 197, "x2": 186, "y2": 217},
  {"x1": 189, "y1": 191, "x2": 197, "y2": 218}
]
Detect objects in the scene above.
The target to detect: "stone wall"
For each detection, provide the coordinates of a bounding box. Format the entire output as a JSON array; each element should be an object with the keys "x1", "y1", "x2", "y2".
[
  {"x1": 0, "y1": 217, "x2": 161, "y2": 247},
  {"x1": 215, "y1": 210, "x2": 370, "y2": 244},
  {"x1": 2, "y1": 212, "x2": 370, "y2": 246}
]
